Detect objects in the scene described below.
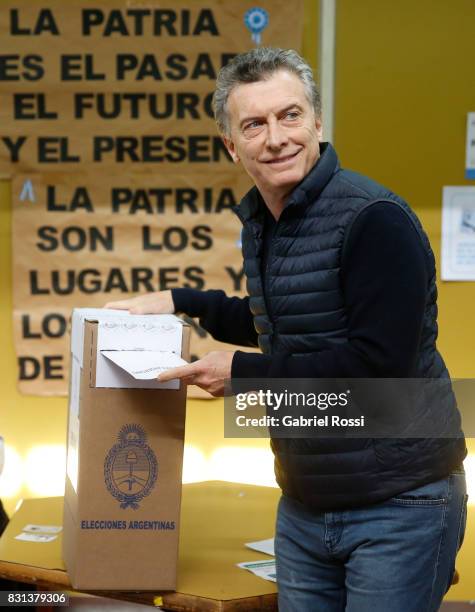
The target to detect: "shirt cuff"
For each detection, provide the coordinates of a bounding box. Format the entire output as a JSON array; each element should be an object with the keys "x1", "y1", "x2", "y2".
[
  {"x1": 171, "y1": 288, "x2": 207, "y2": 318},
  {"x1": 231, "y1": 350, "x2": 272, "y2": 379}
]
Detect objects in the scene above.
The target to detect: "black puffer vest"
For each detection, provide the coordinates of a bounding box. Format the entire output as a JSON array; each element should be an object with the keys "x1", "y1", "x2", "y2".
[{"x1": 234, "y1": 143, "x2": 466, "y2": 511}]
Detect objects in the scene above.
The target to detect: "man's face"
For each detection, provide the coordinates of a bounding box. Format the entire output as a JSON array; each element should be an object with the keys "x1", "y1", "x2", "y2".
[{"x1": 223, "y1": 70, "x2": 323, "y2": 199}]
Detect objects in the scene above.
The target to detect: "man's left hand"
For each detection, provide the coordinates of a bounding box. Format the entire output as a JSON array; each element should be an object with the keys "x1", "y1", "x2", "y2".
[{"x1": 158, "y1": 351, "x2": 235, "y2": 396}]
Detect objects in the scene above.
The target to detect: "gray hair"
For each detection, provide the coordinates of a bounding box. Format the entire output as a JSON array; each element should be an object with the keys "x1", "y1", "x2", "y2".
[{"x1": 213, "y1": 47, "x2": 321, "y2": 136}]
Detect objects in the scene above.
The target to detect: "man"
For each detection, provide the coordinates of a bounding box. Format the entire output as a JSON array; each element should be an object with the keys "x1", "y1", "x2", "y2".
[{"x1": 106, "y1": 48, "x2": 467, "y2": 611}]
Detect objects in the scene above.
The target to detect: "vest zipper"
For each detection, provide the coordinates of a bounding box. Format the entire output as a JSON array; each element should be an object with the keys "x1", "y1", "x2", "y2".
[
  {"x1": 263, "y1": 208, "x2": 289, "y2": 350},
  {"x1": 264, "y1": 221, "x2": 278, "y2": 335},
  {"x1": 233, "y1": 204, "x2": 283, "y2": 353}
]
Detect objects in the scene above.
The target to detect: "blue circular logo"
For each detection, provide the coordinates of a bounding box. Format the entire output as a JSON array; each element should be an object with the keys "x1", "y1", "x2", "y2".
[{"x1": 244, "y1": 8, "x2": 269, "y2": 45}]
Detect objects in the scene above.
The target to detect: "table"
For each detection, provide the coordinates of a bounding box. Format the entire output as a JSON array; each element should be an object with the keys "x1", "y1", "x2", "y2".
[{"x1": 0, "y1": 481, "x2": 279, "y2": 611}]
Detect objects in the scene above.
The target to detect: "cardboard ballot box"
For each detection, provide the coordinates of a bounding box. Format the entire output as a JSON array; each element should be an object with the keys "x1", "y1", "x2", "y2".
[{"x1": 63, "y1": 308, "x2": 190, "y2": 590}]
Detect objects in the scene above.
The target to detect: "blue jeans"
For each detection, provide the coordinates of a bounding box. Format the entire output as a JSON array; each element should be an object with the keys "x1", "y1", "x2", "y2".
[{"x1": 275, "y1": 471, "x2": 467, "y2": 611}]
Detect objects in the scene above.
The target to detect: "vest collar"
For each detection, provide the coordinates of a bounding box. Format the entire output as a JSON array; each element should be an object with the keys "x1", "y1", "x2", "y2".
[
  {"x1": 234, "y1": 142, "x2": 339, "y2": 223},
  {"x1": 286, "y1": 142, "x2": 339, "y2": 208}
]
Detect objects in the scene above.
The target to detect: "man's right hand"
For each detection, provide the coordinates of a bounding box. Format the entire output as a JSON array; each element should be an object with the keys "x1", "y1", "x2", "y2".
[{"x1": 103, "y1": 290, "x2": 175, "y2": 315}]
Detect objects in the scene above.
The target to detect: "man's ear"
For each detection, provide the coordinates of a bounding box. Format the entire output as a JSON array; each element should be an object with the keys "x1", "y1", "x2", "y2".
[
  {"x1": 315, "y1": 116, "x2": 323, "y2": 141},
  {"x1": 222, "y1": 135, "x2": 240, "y2": 163}
]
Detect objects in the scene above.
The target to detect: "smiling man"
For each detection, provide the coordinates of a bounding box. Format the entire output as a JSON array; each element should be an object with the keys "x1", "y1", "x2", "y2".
[
  {"x1": 106, "y1": 48, "x2": 467, "y2": 611},
  {"x1": 221, "y1": 68, "x2": 322, "y2": 219}
]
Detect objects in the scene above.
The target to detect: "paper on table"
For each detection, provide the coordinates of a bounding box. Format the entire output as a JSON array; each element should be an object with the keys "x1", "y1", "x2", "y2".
[
  {"x1": 15, "y1": 532, "x2": 58, "y2": 543},
  {"x1": 237, "y1": 559, "x2": 276, "y2": 583},
  {"x1": 23, "y1": 524, "x2": 62, "y2": 534},
  {"x1": 245, "y1": 537, "x2": 275, "y2": 556},
  {"x1": 101, "y1": 350, "x2": 188, "y2": 380}
]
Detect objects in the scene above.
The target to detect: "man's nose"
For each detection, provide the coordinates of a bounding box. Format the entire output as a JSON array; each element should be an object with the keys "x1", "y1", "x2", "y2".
[{"x1": 266, "y1": 118, "x2": 288, "y2": 150}]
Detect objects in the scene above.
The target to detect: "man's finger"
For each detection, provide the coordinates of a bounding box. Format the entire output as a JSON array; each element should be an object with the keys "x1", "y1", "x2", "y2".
[
  {"x1": 104, "y1": 300, "x2": 132, "y2": 310},
  {"x1": 158, "y1": 363, "x2": 197, "y2": 382}
]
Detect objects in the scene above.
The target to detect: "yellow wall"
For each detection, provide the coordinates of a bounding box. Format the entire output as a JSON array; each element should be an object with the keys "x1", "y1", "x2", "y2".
[
  {"x1": 334, "y1": 0, "x2": 475, "y2": 598},
  {"x1": 0, "y1": 0, "x2": 474, "y2": 599},
  {"x1": 335, "y1": 0, "x2": 475, "y2": 378}
]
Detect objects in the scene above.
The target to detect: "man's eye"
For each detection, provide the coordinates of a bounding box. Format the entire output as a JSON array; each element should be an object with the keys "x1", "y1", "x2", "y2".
[
  {"x1": 284, "y1": 111, "x2": 299, "y2": 120},
  {"x1": 245, "y1": 121, "x2": 262, "y2": 130}
]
